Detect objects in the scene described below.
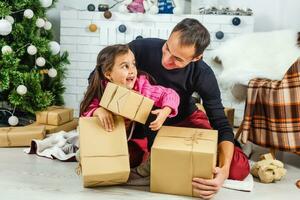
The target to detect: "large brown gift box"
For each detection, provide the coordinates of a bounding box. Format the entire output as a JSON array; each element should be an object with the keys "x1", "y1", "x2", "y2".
[
  {"x1": 0, "y1": 126, "x2": 46, "y2": 147},
  {"x1": 79, "y1": 116, "x2": 130, "y2": 187},
  {"x1": 100, "y1": 82, "x2": 154, "y2": 124},
  {"x1": 196, "y1": 103, "x2": 235, "y2": 127},
  {"x1": 150, "y1": 126, "x2": 218, "y2": 197},
  {"x1": 36, "y1": 106, "x2": 74, "y2": 125},
  {"x1": 29, "y1": 118, "x2": 78, "y2": 134}
]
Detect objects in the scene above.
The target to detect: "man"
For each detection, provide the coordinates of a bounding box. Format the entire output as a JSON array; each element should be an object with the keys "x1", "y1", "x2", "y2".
[{"x1": 128, "y1": 18, "x2": 250, "y2": 199}]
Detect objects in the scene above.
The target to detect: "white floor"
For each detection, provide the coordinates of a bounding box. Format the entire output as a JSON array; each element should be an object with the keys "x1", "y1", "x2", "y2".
[{"x1": 0, "y1": 145, "x2": 299, "y2": 200}]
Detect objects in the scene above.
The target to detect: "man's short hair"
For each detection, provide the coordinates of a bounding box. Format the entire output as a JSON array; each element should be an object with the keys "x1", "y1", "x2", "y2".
[{"x1": 171, "y1": 18, "x2": 210, "y2": 57}]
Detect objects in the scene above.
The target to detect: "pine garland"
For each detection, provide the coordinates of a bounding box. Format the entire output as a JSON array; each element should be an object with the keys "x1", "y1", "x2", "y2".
[{"x1": 0, "y1": 0, "x2": 69, "y2": 115}]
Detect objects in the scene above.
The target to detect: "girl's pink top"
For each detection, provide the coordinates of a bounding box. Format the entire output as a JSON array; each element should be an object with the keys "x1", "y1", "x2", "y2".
[{"x1": 82, "y1": 75, "x2": 180, "y2": 118}]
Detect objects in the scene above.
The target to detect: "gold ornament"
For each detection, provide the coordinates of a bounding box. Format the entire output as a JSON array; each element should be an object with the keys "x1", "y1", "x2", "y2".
[{"x1": 89, "y1": 24, "x2": 97, "y2": 32}]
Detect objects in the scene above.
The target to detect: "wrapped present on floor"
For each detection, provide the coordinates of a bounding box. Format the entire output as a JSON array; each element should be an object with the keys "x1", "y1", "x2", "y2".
[
  {"x1": 196, "y1": 103, "x2": 235, "y2": 127},
  {"x1": 0, "y1": 126, "x2": 45, "y2": 147},
  {"x1": 100, "y1": 82, "x2": 154, "y2": 124},
  {"x1": 29, "y1": 118, "x2": 78, "y2": 134},
  {"x1": 150, "y1": 126, "x2": 218, "y2": 197},
  {"x1": 79, "y1": 116, "x2": 130, "y2": 187},
  {"x1": 36, "y1": 106, "x2": 74, "y2": 126}
]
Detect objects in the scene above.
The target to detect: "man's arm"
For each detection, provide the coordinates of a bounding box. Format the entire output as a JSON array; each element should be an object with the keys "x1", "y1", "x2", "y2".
[{"x1": 192, "y1": 62, "x2": 234, "y2": 199}]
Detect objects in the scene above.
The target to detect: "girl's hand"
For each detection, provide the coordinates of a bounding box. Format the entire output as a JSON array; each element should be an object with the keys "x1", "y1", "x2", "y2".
[
  {"x1": 149, "y1": 107, "x2": 172, "y2": 131},
  {"x1": 93, "y1": 107, "x2": 114, "y2": 132}
]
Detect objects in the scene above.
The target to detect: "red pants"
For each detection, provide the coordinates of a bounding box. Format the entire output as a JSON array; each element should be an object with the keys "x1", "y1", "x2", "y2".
[{"x1": 129, "y1": 110, "x2": 250, "y2": 180}]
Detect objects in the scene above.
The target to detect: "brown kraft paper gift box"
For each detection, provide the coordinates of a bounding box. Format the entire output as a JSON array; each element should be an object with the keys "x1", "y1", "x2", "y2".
[
  {"x1": 150, "y1": 126, "x2": 218, "y2": 197},
  {"x1": 100, "y1": 82, "x2": 154, "y2": 124},
  {"x1": 0, "y1": 126, "x2": 46, "y2": 147},
  {"x1": 29, "y1": 118, "x2": 78, "y2": 134},
  {"x1": 79, "y1": 116, "x2": 130, "y2": 187},
  {"x1": 36, "y1": 106, "x2": 74, "y2": 126},
  {"x1": 196, "y1": 103, "x2": 235, "y2": 127}
]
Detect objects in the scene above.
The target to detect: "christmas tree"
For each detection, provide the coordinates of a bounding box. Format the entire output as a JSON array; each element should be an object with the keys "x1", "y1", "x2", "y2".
[{"x1": 0, "y1": 0, "x2": 69, "y2": 126}]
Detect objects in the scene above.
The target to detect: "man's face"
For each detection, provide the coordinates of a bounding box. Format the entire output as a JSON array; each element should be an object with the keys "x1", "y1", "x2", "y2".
[{"x1": 161, "y1": 31, "x2": 202, "y2": 70}]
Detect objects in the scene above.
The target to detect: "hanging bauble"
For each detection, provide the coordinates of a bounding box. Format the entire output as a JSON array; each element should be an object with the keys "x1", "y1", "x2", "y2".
[
  {"x1": 48, "y1": 68, "x2": 57, "y2": 78},
  {"x1": 87, "y1": 4, "x2": 96, "y2": 11},
  {"x1": 89, "y1": 24, "x2": 98, "y2": 32},
  {"x1": 44, "y1": 21, "x2": 52, "y2": 30},
  {"x1": 17, "y1": 85, "x2": 27, "y2": 95},
  {"x1": 36, "y1": 18, "x2": 45, "y2": 28},
  {"x1": 8, "y1": 116, "x2": 19, "y2": 126},
  {"x1": 27, "y1": 45, "x2": 37, "y2": 55},
  {"x1": 118, "y1": 24, "x2": 127, "y2": 33},
  {"x1": 49, "y1": 41, "x2": 60, "y2": 55},
  {"x1": 24, "y1": 9, "x2": 34, "y2": 19},
  {"x1": 40, "y1": 0, "x2": 53, "y2": 8},
  {"x1": 104, "y1": 10, "x2": 112, "y2": 19},
  {"x1": 0, "y1": 19, "x2": 12, "y2": 36},
  {"x1": 1, "y1": 45, "x2": 13, "y2": 54},
  {"x1": 36, "y1": 57, "x2": 46, "y2": 67},
  {"x1": 5, "y1": 16, "x2": 14, "y2": 24}
]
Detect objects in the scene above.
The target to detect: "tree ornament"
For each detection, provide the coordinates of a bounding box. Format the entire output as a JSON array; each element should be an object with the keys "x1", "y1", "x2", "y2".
[
  {"x1": 40, "y1": 0, "x2": 53, "y2": 8},
  {"x1": 118, "y1": 24, "x2": 127, "y2": 33},
  {"x1": 27, "y1": 45, "x2": 37, "y2": 55},
  {"x1": 17, "y1": 85, "x2": 27, "y2": 95},
  {"x1": 49, "y1": 41, "x2": 60, "y2": 55},
  {"x1": 1, "y1": 45, "x2": 13, "y2": 54},
  {"x1": 5, "y1": 16, "x2": 14, "y2": 24},
  {"x1": 104, "y1": 10, "x2": 112, "y2": 19},
  {"x1": 36, "y1": 18, "x2": 45, "y2": 28},
  {"x1": 0, "y1": 19, "x2": 12, "y2": 36},
  {"x1": 36, "y1": 57, "x2": 46, "y2": 67},
  {"x1": 87, "y1": 4, "x2": 96, "y2": 11},
  {"x1": 8, "y1": 116, "x2": 19, "y2": 126},
  {"x1": 24, "y1": 9, "x2": 34, "y2": 19},
  {"x1": 48, "y1": 68, "x2": 57, "y2": 78},
  {"x1": 89, "y1": 24, "x2": 98, "y2": 32},
  {"x1": 44, "y1": 21, "x2": 52, "y2": 30}
]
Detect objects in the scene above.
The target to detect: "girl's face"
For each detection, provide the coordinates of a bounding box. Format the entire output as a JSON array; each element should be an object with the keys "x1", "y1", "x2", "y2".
[{"x1": 104, "y1": 50, "x2": 137, "y2": 89}]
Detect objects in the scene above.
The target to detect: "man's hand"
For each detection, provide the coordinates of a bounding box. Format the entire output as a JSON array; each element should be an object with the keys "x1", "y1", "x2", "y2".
[
  {"x1": 93, "y1": 107, "x2": 114, "y2": 132},
  {"x1": 149, "y1": 107, "x2": 172, "y2": 131},
  {"x1": 192, "y1": 166, "x2": 229, "y2": 199}
]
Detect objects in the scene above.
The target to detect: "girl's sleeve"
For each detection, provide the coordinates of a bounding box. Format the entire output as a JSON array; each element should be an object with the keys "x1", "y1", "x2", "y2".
[
  {"x1": 81, "y1": 98, "x2": 100, "y2": 117},
  {"x1": 139, "y1": 76, "x2": 180, "y2": 118}
]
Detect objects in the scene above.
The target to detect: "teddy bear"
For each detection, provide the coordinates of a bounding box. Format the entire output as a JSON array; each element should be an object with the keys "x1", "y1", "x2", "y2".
[
  {"x1": 118, "y1": 0, "x2": 158, "y2": 14},
  {"x1": 251, "y1": 153, "x2": 287, "y2": 183},
  {"x1": 118, "y1": 0, "x2": 182, "y2": 14}
]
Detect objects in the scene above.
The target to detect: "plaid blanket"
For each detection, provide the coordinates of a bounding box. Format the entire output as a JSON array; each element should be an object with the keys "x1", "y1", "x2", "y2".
[{"x1": 240, "y1": 59, "x2": 300, "y2": 153}]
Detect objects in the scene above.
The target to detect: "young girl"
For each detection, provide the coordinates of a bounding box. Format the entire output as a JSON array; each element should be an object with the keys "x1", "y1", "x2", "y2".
[{"x1": 79, "y1": 44, "x2": 179, "y2": 169}]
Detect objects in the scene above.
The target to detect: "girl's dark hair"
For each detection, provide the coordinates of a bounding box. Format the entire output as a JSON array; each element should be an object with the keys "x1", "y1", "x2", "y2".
[
  {"x1": 171, "y1": 18, "x2": 210, "y2": 57},
  {"x1": 79, "y1": 44, "x2": 130, "y2": 116}
]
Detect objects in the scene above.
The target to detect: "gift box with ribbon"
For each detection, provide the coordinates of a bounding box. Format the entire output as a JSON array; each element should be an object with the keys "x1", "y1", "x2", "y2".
[
  {"x1": 29, "y1": 118, "x2": 78, "y2": 134},
  {"x1": 150, "y1": 126, "x2": 218, "y2": 197},
  {"x1": 100, "y1": 82, "x2": 154, "y2": 124},
  {"x1": 36, "y1": 106, "x2": 74, "y2": 126},
  {"x1": 79, "y1": 116, "x2": 130, "y2": 187},
  {"x1": 0, "y1": 126, "x2": 46, "y2": 147}
]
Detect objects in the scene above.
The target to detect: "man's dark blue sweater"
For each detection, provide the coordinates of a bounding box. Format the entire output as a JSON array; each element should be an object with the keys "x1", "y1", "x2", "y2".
[{"x1": 129, "y1": 38, "x2": 234, "y2": 144}]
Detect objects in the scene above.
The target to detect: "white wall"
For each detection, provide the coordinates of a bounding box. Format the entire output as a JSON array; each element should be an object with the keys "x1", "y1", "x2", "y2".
[{"x1": 48, "y1": 0, "x2": 300, "y2": 40}]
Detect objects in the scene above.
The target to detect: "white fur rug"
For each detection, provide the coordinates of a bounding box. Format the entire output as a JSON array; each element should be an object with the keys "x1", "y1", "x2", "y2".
[{"x1": 209, "y1": 30, "x2": 300, "y2": 101}]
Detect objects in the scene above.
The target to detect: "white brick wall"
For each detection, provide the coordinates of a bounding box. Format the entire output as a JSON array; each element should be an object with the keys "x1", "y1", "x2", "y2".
[{"x1": 61, "y1": 10, "x2": 254, "y2": 125}]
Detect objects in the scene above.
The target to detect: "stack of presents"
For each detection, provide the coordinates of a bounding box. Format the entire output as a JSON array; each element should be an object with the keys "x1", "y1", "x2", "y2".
[
  {"x1": 79, "y1": 82, "x2": 234, "y2": 197},
  {"x1": 0, "y1": 107, "x2": 78, "y2": 147},
  {"x1": 0, "y1": 82, "x2": 234, "y2": 197}
]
